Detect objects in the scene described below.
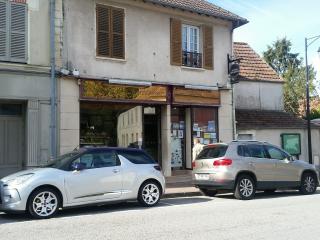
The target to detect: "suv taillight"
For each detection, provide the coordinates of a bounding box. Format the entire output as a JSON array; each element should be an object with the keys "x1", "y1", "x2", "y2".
[
  {"x1": 154, "y1": 165, "x2": 161, "y2": 171},
  {"x1": 192, "y1": 161, "x2": 196, "y2": 168},
  {"x1": 213, "y1": 158, "x2": 232, "y2": 167}
]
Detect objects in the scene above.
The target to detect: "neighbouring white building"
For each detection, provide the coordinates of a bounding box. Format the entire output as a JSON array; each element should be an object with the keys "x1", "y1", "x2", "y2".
[
  {"x1": 234, "y1": 42, "x2": 320, "y2": 163},
  {"x1": 0, "y1": 0, "x2": 63, "y2": 177},
  {"x1": 58, "y1": 0, "x2": 248, "y2": 176}
]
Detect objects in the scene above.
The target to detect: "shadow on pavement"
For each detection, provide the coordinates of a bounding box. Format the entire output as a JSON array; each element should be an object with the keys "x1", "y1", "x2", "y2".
[
  {"x1": 0, "y1": 197, "x2": 212, "y2": 224},
  {"x1": 216, "y1": 189, "x2": 320, "y2": 200}
]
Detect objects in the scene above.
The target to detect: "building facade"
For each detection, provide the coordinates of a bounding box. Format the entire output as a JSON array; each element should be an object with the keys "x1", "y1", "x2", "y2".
[
  {"x1": 58, "y1": 0, "x2": 247, "y2": 176},
  {"x1": 233, "y1": 42, "x2": 320, "y2": 164},
  {"x1": 0, "y1": 0, "x2": 57, "y2": 177}
]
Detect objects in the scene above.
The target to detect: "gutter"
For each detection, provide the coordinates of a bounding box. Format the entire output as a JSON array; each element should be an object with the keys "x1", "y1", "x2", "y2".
[{"x1": 50, "y1": 0, "x2": 57, "y2": 159}]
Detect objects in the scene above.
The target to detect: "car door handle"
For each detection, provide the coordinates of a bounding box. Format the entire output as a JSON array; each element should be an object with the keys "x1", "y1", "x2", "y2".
[{"x1": 112, "y1": 169, "x2": 120, "y2": 173}]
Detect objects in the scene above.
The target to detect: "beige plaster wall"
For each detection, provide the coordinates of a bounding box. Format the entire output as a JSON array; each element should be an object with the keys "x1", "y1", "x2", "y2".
[{"x1": 64, "y1": 0, "x2": 232, "y2": 87}]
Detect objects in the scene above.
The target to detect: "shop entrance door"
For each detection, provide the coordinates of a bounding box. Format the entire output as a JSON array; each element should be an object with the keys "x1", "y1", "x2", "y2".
[
  {"x1": 171, "y1": 107, "x2": 186, "y2": 169},
  {"x1": 143, "y1": 107, "x2": 161, "y2": 163}
]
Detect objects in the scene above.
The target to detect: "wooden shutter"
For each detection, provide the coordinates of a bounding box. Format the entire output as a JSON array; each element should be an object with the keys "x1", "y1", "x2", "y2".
[
  {"x1": 170, "y1": 18, "x2": 182, "y2": 66},
  {"x1": 96, "y1": 4, "x2": 111, "y2": 57},
  {"x1": 111, "y1": 7, "x2": 124, "y2": 59},
  {"x1": 96, "y1": 5, "x2": 124, "y2": 59},
  {"x1": 0, "y1": 0, "x2": 8, "y2": 60},
  {"x1": 203, "y1": 25, "x2": 213, "y2": 70},
  {"x1": 9, "y1": 2, "x2": 27, "y2": 62}
]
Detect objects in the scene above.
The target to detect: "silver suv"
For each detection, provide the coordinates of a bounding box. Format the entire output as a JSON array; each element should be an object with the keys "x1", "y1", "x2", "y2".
[{"x1": 192, "y1": 141, "x2": 319, "y2": 200}]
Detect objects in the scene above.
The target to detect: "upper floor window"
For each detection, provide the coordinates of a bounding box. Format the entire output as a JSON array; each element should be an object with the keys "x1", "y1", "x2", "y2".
[
  {"x1": 170, "y1": 18, "x2": 213, "y2": 70},
  {"x1": 182, "y1": 24, "x2": 201, "y2": 68},
  {"x1": 0, "y1": 1, "x2": 27, "y2": 63},
  {"x1": 96, "y1": 4, "x2": 125, "y2": 59}
]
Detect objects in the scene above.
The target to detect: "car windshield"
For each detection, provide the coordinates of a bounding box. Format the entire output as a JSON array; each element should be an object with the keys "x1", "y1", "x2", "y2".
[{"x1": 44, "y1": 150, "x2": 83, "y2": 170}]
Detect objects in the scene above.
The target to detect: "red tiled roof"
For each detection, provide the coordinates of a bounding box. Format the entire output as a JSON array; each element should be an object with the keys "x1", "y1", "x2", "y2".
[
  {"x1": 233, "y1": 42, "x2": 283, "y2": 82},
  {"x1": 236, "y1": 109, "x2": 320, "y2": 129},
  {"x1": 144, "y1": 0, "x2": 248, "y2": 28}
]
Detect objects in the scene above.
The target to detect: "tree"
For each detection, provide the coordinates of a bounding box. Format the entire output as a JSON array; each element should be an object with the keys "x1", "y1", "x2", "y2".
[{"x1": 263, "y1": 38, "x2": 317, "y2": 116}]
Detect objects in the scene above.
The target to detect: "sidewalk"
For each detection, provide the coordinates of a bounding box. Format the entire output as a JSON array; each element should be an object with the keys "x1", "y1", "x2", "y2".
[{"x1": 163, "y1": 172, "x2": 202, "y2": 198}]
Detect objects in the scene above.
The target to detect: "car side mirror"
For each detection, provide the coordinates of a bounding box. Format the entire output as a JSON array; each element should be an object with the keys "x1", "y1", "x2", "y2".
[{"x1": 71, "y1": 162, "x2": 86, "y2": 171}]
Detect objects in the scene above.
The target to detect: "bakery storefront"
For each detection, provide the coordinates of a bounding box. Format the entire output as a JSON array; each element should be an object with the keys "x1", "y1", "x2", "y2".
[{"x1": 79, "y1": 79, "x2": 220, "y2": 172}]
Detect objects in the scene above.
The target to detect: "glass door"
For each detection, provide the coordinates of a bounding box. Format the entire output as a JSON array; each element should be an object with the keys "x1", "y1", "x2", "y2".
[{"x1": 171, "y1": 107, "x2": 186, "y2": 168}]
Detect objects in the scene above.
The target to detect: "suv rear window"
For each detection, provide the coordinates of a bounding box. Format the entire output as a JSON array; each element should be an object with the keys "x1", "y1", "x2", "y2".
[
  {"x1": 117, "y1": 150, "x2": 156, "y2": 164},
  {"x1": 196, "y1": 145, "x2": 228, "y2": 160}
]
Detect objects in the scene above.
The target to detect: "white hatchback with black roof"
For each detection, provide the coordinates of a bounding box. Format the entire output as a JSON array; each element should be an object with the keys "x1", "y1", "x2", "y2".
[{"x1": 0, "y1": 147, "x2": 165, "y2": 219}]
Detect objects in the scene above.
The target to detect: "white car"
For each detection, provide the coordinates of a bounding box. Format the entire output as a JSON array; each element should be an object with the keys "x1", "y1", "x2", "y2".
[{"x1": 0, "y1": 147, "x2": 165, "y2": 219}]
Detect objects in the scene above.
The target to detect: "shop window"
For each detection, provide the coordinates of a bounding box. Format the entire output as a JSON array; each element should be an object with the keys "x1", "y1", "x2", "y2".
[{"x1": 192, "y1": 108, "x2": 218, "y2": 146}]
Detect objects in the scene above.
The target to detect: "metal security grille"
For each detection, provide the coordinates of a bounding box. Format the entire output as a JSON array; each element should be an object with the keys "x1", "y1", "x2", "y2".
[{"x1": 0, "y1": 0, "x2": 27, "y2": 63}]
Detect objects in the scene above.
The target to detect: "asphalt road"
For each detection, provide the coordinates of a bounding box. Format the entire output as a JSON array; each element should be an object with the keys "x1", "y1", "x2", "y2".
[{"x1": 1, "y1": 190, "x2": 320, "y2": 240}]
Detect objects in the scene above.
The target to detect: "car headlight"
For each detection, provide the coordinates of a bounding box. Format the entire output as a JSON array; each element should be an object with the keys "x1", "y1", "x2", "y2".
[{"x1": 6, "y1": 173, "x2": 34, "y2": 186}]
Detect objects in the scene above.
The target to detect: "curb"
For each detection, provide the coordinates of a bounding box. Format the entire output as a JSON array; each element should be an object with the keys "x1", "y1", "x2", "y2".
[{"x1": 163, "y1": 190, "x2": 202, "y2": 199}]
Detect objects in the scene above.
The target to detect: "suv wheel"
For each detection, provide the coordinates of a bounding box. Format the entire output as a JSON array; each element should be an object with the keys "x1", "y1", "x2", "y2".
[
  {"x1": 300, "y1": 173, "x2": 317, "y2": 195},
  {"x1": 138, "y1": 181, "x2": 161, "y2": 207},
  {"x1": 234, "y1": 175, "x2": 256, "y2": 200},
  {"x1": 199, "y1": 188, "x2": 218, "y2": 197},
  {"x1": 27, "y1": 188, "x2": 61, "y2": 219}
]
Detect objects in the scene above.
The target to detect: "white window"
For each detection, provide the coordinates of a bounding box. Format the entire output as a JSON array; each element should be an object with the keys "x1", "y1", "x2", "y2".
[{"x1": 182, "y1": 25, "x2": 200, "y2": 53}]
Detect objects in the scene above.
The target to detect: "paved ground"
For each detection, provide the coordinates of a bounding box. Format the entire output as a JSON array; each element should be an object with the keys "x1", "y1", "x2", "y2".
[{"x1": 1, "y1": 190, "x2": 320, "y2": 240}]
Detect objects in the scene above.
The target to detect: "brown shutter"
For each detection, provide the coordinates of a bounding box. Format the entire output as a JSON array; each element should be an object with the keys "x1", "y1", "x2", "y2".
[
  {"x1": 111, "y1": 7, "x2": 125, "y2": 59},
  {"x1": 203, "y1": 25, "x2": 213, "y2": 70},
  {"x1": 170, "y1": 18, "x2": 182, "y2": 66},
  {"x1": 96, "y1": 5, "x2": 124, "y2": 59},
  {"x1": 96, "y1": 4, "x2": 111, "y2": 57}
]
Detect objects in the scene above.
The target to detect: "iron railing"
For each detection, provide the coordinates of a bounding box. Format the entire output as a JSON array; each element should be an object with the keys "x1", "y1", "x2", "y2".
[{"x1": 182, "y1": 51, "x2": 202, "y2": 68}]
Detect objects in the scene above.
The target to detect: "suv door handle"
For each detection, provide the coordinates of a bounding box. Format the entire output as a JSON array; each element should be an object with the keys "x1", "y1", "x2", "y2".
[
  {"x1": 249, "y1": 162, "x2": 254, "y2": 166},
  {"x1": 112, "y1": 169, "x2": 120, "y2": 173}
]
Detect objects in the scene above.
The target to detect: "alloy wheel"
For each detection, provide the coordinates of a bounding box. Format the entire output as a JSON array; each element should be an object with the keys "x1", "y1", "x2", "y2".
[
  {"x1": 141, "y1": 183, "x2": 160, "y2": 205},
  {"x1": 304, "y1": 176, "x2": 316, "y2": 193},
  {"x1": 239, "y1": 178, "x2": 254, "y2": 197},
  {"x1": 32, "y1": 191, "x2": 58, "y2": 217}
]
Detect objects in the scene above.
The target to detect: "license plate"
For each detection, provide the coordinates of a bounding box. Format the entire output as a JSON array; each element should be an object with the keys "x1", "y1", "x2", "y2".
[{"x1": 195, "y1": 174, "x2": 210, "y2": 180}]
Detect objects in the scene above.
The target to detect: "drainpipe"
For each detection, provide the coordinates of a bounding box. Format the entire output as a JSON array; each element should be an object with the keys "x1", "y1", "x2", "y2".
[{"x1": 50, "y1": 0, "x2": 57, "y2": 159}]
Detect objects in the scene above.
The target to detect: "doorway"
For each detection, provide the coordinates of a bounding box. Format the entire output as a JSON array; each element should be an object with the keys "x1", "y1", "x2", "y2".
[{"x1": 0, "y1": 103, "x2": 24, "y2": 178}]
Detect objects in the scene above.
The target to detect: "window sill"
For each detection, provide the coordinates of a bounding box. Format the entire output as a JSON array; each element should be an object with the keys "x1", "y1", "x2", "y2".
[
  {"x1": 96, "y1": 56, "x2": 127, "y2": 63},
  {"x1": 181, "y1": 66, "x2": 205, "y2": 71}
]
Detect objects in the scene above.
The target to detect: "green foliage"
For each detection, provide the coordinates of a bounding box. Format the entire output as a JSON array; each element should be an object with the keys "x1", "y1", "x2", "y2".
[{"x1": 263, "y1": 37, "x2": 317, "y2": 116}]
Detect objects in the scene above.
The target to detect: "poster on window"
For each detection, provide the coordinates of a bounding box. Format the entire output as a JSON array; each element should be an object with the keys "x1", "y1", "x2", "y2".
[
  {"x1": 171, "y1": 138, "x2": 183, "y2": 167},
  {"x1": 208, "y1": 121, "x2": 216, "y2": 132}
]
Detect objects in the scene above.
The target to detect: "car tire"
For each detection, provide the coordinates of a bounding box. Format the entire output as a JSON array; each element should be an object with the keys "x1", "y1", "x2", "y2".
[
  {"x1": 299, "y1": 173, "x2": 317, "y2": 195},
  {"x1": 27, "y1": 187, "x2": 61, "y2": 219},
  {"x1": 138, "y1": 181, "x2": 161, "y2": 207},
  {"x1": 199, "y1": 188, "x2": 218, "y2": 197},
  {"x1": 234, "y1": 175, "x2": 256, "y2": 200}
]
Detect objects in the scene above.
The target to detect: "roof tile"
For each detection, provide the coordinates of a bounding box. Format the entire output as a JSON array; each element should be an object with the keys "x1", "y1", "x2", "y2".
[
  {"x1": 236, "y1": 109, "x2": 320, "y2": 129},
  {"x1": 144, "y1": 0, "x2": 248, "y2": 28},
  {"x1": 233, "y1": 42, "x2": 282, "y2": 82}
]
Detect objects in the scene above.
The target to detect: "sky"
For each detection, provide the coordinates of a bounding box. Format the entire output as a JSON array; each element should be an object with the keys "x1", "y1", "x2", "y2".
[{"x1": 210, "y1": 0, "x2": 320, "y2": 84}]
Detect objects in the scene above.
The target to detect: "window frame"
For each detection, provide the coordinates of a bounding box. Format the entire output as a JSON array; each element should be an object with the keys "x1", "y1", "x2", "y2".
[
  {"x1": 69, "y1": 149, "x2": 120, "y2": 170},
  {"x1": 182, "y1": 24, "x2": 200, "y2": 53},
  {"x1": 264, "y1": 145, "x2": 290, "y2": 161},
  {"x1": 237, "y1": 144, "x2": 268, "y2": 159}
]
